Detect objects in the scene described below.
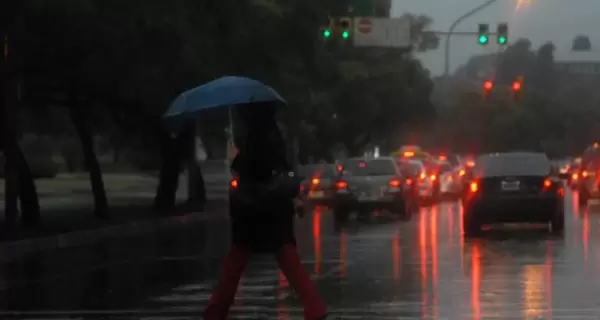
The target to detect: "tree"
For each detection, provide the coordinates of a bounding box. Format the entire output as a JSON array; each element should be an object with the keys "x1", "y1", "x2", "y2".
[{"x1": 572, "y1": 35, "x2": 592, "y2": 51}]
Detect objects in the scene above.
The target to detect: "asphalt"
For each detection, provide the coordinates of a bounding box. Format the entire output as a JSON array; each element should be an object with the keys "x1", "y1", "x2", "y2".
[{"x1": 0, "y1": 190, "x2": 598, "y2": 319}]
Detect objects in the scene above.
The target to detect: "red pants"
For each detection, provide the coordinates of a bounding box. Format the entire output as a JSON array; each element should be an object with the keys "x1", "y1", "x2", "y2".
[{"x1": 203, "y1": 244, "x2": 327, "y2": 320}]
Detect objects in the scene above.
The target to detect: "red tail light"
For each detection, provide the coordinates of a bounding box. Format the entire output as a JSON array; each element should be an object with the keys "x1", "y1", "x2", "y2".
[
  {"x1": 467, "y1": 161, "x2": 475, "y2": 168},
  {"x1": 543, "y1": 179, "x2": 552, "y2": 188},
  {"x1": 311, "y1": 178, "x2": 320, "y2": 185},
  {"x1": 582, "y1": 170, "x2": 589, "y2": 178},
  {"x1": 336, "y1": 181, "x2": 348, "y2": 189},
  {"x1": 572, "y1": 173, "x2": 579, "y2": 180},
  {"x1": 230, "y1": 178, "x2": 239, "y2": 189},
  {"x1": 470, "y1": 181, "x2": 478, "y2": 193},
  {"x1": 419, "y1": 172, "x2": 426, "y2": 180},
  {"x1": 406, "y1": 178, "x2": 413, "y2": 185},
  {"x1": 430, "y1": 175, "x2": 437, "y2": 181},
  {"x1": 336, "y1": 165, "x2": 343, "y2": 173},
  {"x1": 459, "y1": 169, "x2": 466, "y2": 177},
  {"x1": 359, "y1": 161, "x2": 367, "y2": 168},
  {"x1": 389, "y1": 179, "x2": 401, "y2": 187}
]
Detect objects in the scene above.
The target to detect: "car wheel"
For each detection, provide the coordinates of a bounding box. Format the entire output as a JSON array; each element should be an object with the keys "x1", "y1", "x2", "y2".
[
  {"x1": 462, "y1": 212, "x2": 482, "y2": 237},
  {"x1": 551, "y1": 212, "x2": 565, "y2": 234}
]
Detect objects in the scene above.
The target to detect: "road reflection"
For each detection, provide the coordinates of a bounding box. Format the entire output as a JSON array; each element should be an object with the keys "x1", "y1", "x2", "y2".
[
  {"x1": 313, "y1": 208, "x2": 322, "y2": 275},
  {"x1": 430, "y1": 205, "x2": 439, "y2": 318},
  {"x1": 419, "y1": 207, "x2": 428, "y2": 317},
  {"x1": 392, "y1": 226, "x2": 400, "y2": 280},
  {"x1": 471, "y1": 241, "x2": 481, "y2": 320}
]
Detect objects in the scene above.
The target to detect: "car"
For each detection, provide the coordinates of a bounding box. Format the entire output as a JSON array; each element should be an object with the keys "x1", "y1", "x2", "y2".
[
  {"x1": 396, "y1": 159, "x2": 439, "y2": 206},
  {"x1": 297, "y1": 164, "x2": 339, "y2": 207},
  {"x1": 332, "y1": 157, "x2": 412, "y2": 223},
  {"x1": 577, "y1": 148, "x2": 600, "y2": 205},
  {"x1": 439, "y1": 161, "x2": 464, "y2": 200},
  {"x1": 462, "y1": 152, "x2": 565, "y2": 236},
  {"x1": 566, "y1": 162, "x2": 580, "y2": 190}
]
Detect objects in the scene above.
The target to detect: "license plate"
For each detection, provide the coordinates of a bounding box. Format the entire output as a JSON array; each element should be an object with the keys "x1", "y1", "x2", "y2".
[
  {"x1": 358, "y1": 192, "x2": 378, "y2": 201},
  {"x1": 501, "y1": 181, "x2": 520, "y2": 191},
  {"x1": 309, "y1": 191, "x2": 324, "y2": 198}
]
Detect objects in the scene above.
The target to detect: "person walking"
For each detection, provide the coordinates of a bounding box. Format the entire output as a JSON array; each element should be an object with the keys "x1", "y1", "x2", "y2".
[{"x1": 203, "y1": 104, "x2": 327, "y2": 320}]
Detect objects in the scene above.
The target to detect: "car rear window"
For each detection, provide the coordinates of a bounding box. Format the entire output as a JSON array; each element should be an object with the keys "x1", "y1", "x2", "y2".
[
  {"x1": 353, "y1": 159, "x2": 397, "y2": 176},
  {"x1": 474, "y1": 153, "x2": 551, "y2": 177},
  {"x1": 299, "y1": 165, "x2": 336, "y2": 178}
]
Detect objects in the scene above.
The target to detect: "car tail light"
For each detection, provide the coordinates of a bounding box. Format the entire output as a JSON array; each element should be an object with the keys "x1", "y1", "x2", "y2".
[
  {"x1": 572, "y1": 173, "x2": 579, "y2": 180},
  {"x1": 406, "y1": 178, "x2": 413, "y2": 185},
  {"x1": 336, "y1": 165, "x2": 343, "y2": 173},
  {"x1": 459, "y1": 169, "x2": 466, "y2": 177},
  {"x1": 311, "y1": 178, "x2": 320, "y2": 185},
  {"x1": 470, "y1": 181, "x2": 478, "y2": 193},
  {"x1": 582, "y1": 170, "x2": 589, "y2": 178},
  {"x1": 467, "y1": 161, "x2": 475, "y2": 168},
  {"x1": 230, "y1": 178, "x2": 239, "y2": 189},
  {"x1": 389, "y1": 179, "x2": 401, "y2": 187},
  {"x1": 543, "y1": 179, "x2": 552, "y2": 188},
  {"x1": 336, "y1": 180, "x2": 348, "y2": 190},
  {"x1": 430, "y1": 175, "x2": 437, "y2": 181},
  {"x1": 359, "y1": 161, "x2": 367, "y2": 168},
  {"x1": 419, "y1": 172, "x2": 426, "y2": 180}
]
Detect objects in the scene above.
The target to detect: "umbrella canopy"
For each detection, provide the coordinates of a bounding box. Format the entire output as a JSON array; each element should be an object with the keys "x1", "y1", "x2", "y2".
[{"x1": 164, "y1": 76, "x2": 287, "y2": 121}]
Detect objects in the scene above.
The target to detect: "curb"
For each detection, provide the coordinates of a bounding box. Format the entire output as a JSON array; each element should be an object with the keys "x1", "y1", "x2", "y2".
[{"x1": 0, "y1": 209, "x2": 229, "y2": 263}]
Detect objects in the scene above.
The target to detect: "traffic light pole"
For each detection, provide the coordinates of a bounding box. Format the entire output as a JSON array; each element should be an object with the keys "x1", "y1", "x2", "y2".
[{"x1": 443, "y1": 0, "x2": 500, "y2": 77}]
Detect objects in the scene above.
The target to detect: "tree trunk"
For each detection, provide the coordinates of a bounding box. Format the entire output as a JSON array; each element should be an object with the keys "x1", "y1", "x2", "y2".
[
  {"x1": 69, "y1": 99, "x2": 108, "y2": 219},
  {"x1": 17, "y1": 146, "x2": 40, "y2": 227},
  {"x1": 154, "y1": 130, "x2": 186, "y2": 212}
]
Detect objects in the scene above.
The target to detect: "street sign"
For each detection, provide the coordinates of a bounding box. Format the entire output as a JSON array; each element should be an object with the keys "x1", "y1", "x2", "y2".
[
  {"x1": 357, "y1": 18, "x2": 372, "y2": 34},
  {"x1": 352, "y1": 17, "x2": 411, "y2": 48}
]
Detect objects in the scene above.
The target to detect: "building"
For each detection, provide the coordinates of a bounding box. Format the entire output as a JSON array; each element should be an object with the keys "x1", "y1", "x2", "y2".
[{"x1": 554, "y1": 50, "x2": 600, "y2": 77}]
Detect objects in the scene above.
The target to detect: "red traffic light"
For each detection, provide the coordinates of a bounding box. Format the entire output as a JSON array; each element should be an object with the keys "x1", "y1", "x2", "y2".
[
  {"x1": 512, "y1": 81, "x2": 521, "y2": 91},
  {"x1": 483, "y1": 80, "x2": 493, "y2": 90}
]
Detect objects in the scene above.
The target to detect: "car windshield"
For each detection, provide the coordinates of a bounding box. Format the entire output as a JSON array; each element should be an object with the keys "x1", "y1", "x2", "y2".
[
  {"x1": 352, "y1": 159, "x2": 397, "y2": 176},
  {"x1": 299, "y1": 164, "x2": 337, "y2": 178},
  {"x1": 474, "y1": 153, "x2": 551, "y2": 177}
]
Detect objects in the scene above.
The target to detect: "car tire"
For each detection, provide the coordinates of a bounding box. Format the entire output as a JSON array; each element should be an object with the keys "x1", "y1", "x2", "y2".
[
  {"x1": 462, "y1": 212, "x2": 482, "y2": 237},
  {"x1": 333, "y1": 206, "x2": 350, "y2": 225},
  {"x1": 392, "y1": 200, "x2": 411, "y2": 221},
  {"x1": 551, "y1": 212, "x2": 565, "y2": 234}
]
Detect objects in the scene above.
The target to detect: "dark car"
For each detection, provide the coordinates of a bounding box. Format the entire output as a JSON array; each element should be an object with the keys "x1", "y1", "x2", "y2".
[
  {"x1": 462, "y1": 152, "x2": 565, "y2": 236},
  {"x1": 297, "y1": 164, "x2": 339, "y2": 206},
  {"x1": 332, "y1": 157, "x2": 412, "y2": 223}
]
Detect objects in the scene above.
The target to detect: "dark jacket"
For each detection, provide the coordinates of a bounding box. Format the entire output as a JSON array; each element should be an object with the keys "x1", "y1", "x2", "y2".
[{"x1": 229, "y1": 111, "x2": 296, "y2": 253}]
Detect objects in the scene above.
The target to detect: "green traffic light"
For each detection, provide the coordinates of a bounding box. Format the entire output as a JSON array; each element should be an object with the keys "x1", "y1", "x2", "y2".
[
  {"x1": 498, "y1": 36, "x2": 507, "y2": 44},
  {"x1": 323, "y1": 28, "x2": 332, "y2": 38},
  {"x1": 478, "y1": 35, "x2": 488, "y2": 44},
  {"x1": 342, "y1": 30, "x2": 350, "y2": 39}
]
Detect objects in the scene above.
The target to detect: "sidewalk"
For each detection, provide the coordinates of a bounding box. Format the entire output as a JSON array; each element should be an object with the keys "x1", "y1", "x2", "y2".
[{"x1": 0, "y1": 173, "x2": 231, "y2": 259}]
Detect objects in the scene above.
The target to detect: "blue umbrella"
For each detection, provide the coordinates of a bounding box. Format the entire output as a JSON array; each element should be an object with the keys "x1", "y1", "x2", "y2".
[{"x1": 164, "y1": 76, "x2": 287, "y2": 121}]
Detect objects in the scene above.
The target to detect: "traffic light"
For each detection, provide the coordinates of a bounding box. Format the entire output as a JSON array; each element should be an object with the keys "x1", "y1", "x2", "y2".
[
  {"x1": 339, "y1": 17, "x2": 352, "y2": 40},
  {"x1": 478, "y1": 24, "x2": 489, "y2": 45},
  {"x1": 497, "y1": 23, "x2": 508, "y2": 45},
  {"x1": 320, "y1": 17, "x2": 334, "y2": 40}
]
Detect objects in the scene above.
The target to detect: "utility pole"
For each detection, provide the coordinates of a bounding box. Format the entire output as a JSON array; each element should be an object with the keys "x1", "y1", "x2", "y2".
[{"x1": 443, "y1": 0, "x2": 500, "y2": 77}]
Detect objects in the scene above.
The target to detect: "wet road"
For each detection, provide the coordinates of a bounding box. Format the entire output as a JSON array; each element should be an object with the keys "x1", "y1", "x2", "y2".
[{"x1": 2, "y1": 190, "x2": 600, "y2": 319}]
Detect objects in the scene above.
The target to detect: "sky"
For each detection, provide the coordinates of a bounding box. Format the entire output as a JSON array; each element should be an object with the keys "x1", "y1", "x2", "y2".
[{"x1": 391, "y1": 0, "x2": 600, "y2": 75}]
